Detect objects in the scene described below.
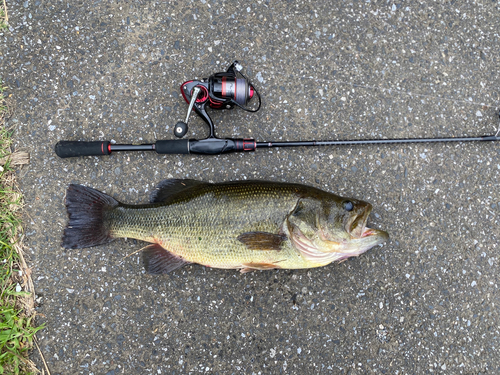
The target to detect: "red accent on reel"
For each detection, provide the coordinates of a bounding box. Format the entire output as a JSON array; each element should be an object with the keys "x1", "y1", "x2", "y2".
[
  {"x1": 208, "y1": 96, "x2": 225, "y2": 108},
  {"x1": 195, "y1": 85, "x2": 209, "y2": 103},
  {"x1": 221, "y1": 76, "x2": 227, "y2": 97}
]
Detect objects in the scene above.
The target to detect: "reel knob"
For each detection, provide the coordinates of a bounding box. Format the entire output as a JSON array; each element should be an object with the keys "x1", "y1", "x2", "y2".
[{"x1": 174, "y1": 121, "x2": 188, "y2": 138}]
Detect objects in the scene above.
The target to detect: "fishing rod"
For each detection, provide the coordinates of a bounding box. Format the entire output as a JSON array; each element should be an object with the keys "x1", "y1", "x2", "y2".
[{"x1": 55, "y1": 61, "x2": 500, "y2": 158}]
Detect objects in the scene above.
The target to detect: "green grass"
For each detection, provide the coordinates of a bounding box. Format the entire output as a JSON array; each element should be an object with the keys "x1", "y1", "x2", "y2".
[
  {"x1": 0, "y1": 79, "x2": 44, "y2": 373},
  {"x1": 1, "y1": 4, "x2": 47, "y2": 372},
  {"x1": 0, "y1": 3, "x2": 46, "y2": 373},
  {"x1": 0, "y1": 0, "x2": 7, "y2": 31}
]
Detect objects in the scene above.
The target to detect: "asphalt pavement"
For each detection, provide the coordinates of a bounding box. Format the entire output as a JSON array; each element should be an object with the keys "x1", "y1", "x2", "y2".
[{"x1": 1, "y1": 0, "x2": 499, "y2": 374}]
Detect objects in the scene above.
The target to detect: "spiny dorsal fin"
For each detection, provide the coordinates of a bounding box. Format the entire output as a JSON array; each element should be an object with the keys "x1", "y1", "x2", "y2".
[
  {"x1": 237, "y1": 232, "x2": 286, "y2": 251},
  {"x1": 150, "y1": 179, "x2": 209, "y2": 203},
  {"x1": 142, "y1": 243, "x2": 191, "y2": 274}
]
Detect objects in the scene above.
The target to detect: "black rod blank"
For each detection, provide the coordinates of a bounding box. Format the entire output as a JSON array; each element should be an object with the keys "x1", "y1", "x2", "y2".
[{"x1": 256, "y1": 135, "x2": 499, "y2": 149}]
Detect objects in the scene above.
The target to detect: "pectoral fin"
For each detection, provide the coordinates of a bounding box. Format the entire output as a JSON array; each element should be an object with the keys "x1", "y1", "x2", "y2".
[
  {"x1": 142, "y1": 243, "x2": 191, "y2": 274},
  {"x1": 237, "y1": 232, "x2": 286, "y2": 251}
]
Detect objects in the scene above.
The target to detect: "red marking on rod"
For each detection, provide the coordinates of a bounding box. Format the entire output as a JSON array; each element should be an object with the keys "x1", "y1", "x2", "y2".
[{"x1": 243, "y1": 139, "x2": 256, "y2": 151}]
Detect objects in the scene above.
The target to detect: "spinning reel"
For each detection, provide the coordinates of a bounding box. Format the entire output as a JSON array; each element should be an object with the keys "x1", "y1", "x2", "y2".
[{"x1": 174, "y1": 61, "x2": 261, "y2": 138}]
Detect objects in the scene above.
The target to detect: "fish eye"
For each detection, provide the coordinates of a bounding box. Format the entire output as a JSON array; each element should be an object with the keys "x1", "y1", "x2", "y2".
[{"x1": 343, "y1": 201, "x2": 354, "y2": 211}]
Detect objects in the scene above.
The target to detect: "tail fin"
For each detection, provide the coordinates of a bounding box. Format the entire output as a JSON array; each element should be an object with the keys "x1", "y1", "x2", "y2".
[{"x1": 63, "y1": 184, "x2": 119, "y2": 249}]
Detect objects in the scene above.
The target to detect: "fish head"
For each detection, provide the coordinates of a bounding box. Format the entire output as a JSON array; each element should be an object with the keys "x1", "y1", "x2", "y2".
[{"x1": 286, "y1": 196, "x2": 389, "y2": 264}]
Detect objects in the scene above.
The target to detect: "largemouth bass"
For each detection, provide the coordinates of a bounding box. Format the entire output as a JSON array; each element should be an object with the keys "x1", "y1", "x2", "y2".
[{"x1": 63, "y1": 180, "x2": 388, "y2": 274}]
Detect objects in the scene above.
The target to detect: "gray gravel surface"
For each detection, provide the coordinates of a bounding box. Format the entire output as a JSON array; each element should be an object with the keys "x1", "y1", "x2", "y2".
[{"x1": 1, "y1": 0, "x2": 500, "y2": 374}]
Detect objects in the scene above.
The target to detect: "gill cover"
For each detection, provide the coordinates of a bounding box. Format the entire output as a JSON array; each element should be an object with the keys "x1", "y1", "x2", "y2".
[
  {"x1": 286, "y1": 198, "x2": 342, "y2": 262},
  {"x1": 285, "y1": 196, "x2": 378, "y2": 264}
]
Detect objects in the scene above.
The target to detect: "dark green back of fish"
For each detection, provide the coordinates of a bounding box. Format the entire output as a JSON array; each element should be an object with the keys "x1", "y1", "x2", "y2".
[{"x1": 106, "y1": 180, "x2": 337, "y2": 238}]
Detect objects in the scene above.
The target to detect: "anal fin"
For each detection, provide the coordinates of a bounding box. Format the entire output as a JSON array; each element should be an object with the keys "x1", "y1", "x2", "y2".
[
  {"x1": 237, "y1": 232, "x2": 286, "y2": 251},
  {"x1": 142, "y1": 243, "x2": 190, "y2": 274},
  {"x1": 240, "y1": 262, "x2": 281, "y2": 273}
]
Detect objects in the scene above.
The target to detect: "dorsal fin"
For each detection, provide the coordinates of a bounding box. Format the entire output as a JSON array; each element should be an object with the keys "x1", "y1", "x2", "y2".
[{"x1": 150, "y1": 179, "x2": 209, "y2": 203}]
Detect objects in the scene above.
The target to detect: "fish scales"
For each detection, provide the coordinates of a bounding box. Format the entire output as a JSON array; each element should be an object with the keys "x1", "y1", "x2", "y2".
[{"x1": 106, "y1": 183, "x2": 303, "y2": 268}]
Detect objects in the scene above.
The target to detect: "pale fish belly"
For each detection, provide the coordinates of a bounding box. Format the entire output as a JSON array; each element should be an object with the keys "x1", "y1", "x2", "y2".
[{"x1": 155, "y1": 235, "x2": 315, "y2": 270}]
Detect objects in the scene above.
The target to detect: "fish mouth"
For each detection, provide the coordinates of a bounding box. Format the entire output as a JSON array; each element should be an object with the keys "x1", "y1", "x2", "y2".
[
  {"x1": 346, "y1": 204, "x2": 372, "y2": 239},
  {"x1": 344, "y1": 204, "x2": 389, "y2": 255},
  {"x1": 354, "y1": 227, "x2": 389, "y2": 246}
]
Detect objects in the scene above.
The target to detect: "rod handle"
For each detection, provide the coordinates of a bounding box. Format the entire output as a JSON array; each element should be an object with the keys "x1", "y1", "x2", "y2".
[
  {"x1": 55, "y1": 141, "x2": 110, "y2": 158},
  {"x1": 155, "y1": 140, "x2": 190, "y2": 154},
  {"x1": 154, "y1": 139, "x2": 256, "y2": 155},
  {"x1": 189, "y1": 138, "x2": 256, "y2": 154}
]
